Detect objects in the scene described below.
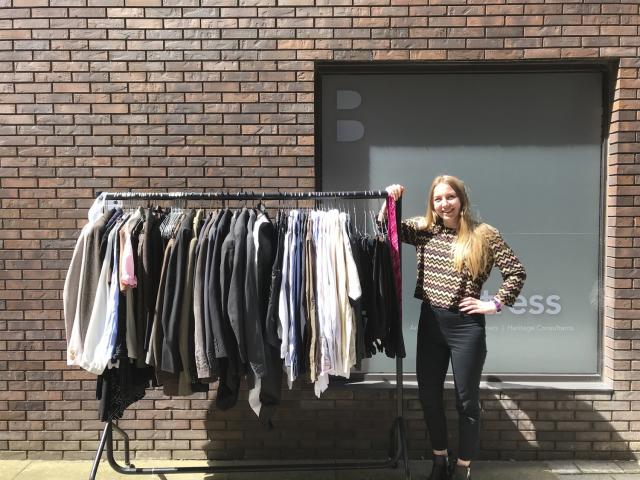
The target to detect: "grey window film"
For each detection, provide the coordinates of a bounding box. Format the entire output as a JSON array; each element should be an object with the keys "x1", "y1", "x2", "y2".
[{"x1": 321, "y1": 72, "x2": 602, "y2": 376}]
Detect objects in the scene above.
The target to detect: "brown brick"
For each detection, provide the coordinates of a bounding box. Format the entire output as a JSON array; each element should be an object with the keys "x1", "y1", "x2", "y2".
[
  {"x1": 406, "y1": 49, "x2": 445, "y2": 60},
  {"x1": 8, "y1": 401, "x2": 45, "y2": 411},
  {"x1": 44, "y1": 440, "x2": 80, "y2": 451},
  {"x1": 560, "y1": 47, "x2": 599, "y2": 57},
  {"x1": 507, "y1": 16, "x2": 544, "y2": 26},
  {"x1": 467, "y1": 16, "x2": 504, "y2": 27},
  {"x1": 562, "y1": 25, "x2": 600, "y2": 36}
]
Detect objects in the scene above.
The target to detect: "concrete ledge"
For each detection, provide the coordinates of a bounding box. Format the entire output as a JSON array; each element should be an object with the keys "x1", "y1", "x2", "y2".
[
  {"x1": 480, "y1": 380, "x2": 613, "y2": 392},
  {"x1": 342, "y1": 378, "x2": 613, "y2": 392}
]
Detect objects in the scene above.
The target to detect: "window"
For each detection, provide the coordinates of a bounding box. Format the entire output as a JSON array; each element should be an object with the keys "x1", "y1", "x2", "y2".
[{"x1": 320, "y1": 68, "x2": 604, "y2": 378}]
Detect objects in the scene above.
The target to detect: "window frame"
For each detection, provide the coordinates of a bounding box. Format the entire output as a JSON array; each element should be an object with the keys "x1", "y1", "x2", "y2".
[{"x1": 314, "y1": 59, "x2": 617, "y2": 387}]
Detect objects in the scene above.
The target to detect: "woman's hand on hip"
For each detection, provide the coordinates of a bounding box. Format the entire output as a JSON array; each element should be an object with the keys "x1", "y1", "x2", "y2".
[
  {"x1": 459, "y1": 297, "x2": 498, "y2": 315},
  {"x1": 385, "y1": 184, "x2": 405, "y2": 201}
]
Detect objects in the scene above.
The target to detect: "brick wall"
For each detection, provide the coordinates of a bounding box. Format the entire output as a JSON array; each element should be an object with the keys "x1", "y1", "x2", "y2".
[{"x1": 0, "y1": 0, "x2": 639, "y2": 462}]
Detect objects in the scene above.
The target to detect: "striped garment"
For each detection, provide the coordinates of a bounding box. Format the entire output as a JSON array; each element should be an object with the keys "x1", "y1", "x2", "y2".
[{"x1": 400, "y1": 217, "x2": 526, "y2": 310}]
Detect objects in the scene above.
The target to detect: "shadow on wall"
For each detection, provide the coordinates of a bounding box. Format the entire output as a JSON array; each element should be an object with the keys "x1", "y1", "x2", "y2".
[
  {"x1": 201, "y1": 383, "x2": 401, "y2": 464},
  {"x1": 488, "y1": 385, "x2": 634, "y2": 461},
  {"x1": 437, "y1": 380, "x2": 634, "y2": 462},
  {"x1": 195, "y1": 381, "x2": 633, "y2": 467}
]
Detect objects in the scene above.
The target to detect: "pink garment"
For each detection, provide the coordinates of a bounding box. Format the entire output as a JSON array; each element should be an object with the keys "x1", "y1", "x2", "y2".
[
  {"x1": 386, "y1": 195, "x2": 402, "y2": 318},
  {"x1": 120, "y1": 233, "x2": 137, "y2": 289}
]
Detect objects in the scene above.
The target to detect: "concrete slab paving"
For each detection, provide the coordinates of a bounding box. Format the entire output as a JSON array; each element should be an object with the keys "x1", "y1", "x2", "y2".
[
  {"x1": 12, "y1": 460, "x2": 131, "y2": 480},
  {"x1": 577, "y1": 462, "x2": 625, "y2": 474},
  {"x1": 470, "y1": 461, "x2": 558, "y2": 480},
  {"x1": 616, "y1": 462, "x2": 640, "y2": 474},
  {"x1": 1, "y1": 460, "x2": 30, "y2": 480},
  {"x1": 335, "y1": 470, "x2": 402, "y2": 480},
  {"x1": 6, "y1": 460, "x2": 640, "y2": 480},
  {"x1": 548, "y1": 461, "x2": 582, "y2": 475},
  {"x1": 6, "y1": 460, "x2": 232, "y2": 480},
  {"x1": 203, "y1": 467, "x2": 336, "y2": 480},
  {"x1": 557, "y1": 476, "x2": 615, "y2": 480}
]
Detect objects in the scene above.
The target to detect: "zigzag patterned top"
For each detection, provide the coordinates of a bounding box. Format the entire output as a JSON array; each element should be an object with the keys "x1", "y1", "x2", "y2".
[{"x1": 401, "y1": 217, "x2": 526, "y2": 310}]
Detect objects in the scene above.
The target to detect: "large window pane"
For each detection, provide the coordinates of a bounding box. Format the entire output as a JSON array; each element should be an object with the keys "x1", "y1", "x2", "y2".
[{"x1": 321, "y1": 72, "x2": 602, "y2": 375}]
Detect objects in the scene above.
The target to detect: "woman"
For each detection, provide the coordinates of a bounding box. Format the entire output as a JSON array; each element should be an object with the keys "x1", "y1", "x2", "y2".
[{"x1": 379, "y1": 176, "x2": 526, "y2": 480}]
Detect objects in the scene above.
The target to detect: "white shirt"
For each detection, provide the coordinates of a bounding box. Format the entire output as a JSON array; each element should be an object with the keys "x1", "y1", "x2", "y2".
[
  {"x1": 278, "y1": 214, "x2": 291, "y2": 367},
  {"x1": 80, "y1": 222, "x2": 120, "y2": 375},
  {"x1": 287, "y1": 209, "x2": 299, "y2": 385},
  {"x1": 248, "y1": 212, "x2": 271, "y2": 418},
  {"x1": 315, "y1": 211, "x2": 336, "y2": 397}
]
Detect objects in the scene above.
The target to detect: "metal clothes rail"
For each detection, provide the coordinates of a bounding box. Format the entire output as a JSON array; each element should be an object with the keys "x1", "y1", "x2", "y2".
[
  {"x1": 104, "y1": 190, "x2": 389, "y2": 201},
  {"x1": 89, "y1": 190, "x2": 410, "y2": 480}
]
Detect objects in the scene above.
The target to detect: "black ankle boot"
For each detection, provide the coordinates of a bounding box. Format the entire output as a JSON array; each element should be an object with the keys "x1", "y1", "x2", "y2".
[
  {"x1": 451, "y1": 464, "x2": 471, "y2": 480},
  {"x1": 427, "y1": 453, "x2": 451, "y2": 480}
]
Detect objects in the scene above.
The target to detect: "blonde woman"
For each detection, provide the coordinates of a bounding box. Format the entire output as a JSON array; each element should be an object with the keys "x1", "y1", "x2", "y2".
[{"x1": 379, "y1": 176, "x2": 526, "y2": 480}]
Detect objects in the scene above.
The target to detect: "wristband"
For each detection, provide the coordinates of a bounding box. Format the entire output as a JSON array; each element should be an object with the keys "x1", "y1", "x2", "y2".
[{"x1": 491, "y1": 297, "x2": 502, "y2": 313}]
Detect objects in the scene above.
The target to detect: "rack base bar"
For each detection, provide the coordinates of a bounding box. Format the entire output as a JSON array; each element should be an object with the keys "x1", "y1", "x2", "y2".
[{"x1": 89, "y1": 417, "x2": 410, "y2": 479}]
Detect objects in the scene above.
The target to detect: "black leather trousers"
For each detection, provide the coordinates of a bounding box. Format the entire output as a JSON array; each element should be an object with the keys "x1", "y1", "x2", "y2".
[{"x1": 416, "y1": 302, "x2": 487, "y2": 461}]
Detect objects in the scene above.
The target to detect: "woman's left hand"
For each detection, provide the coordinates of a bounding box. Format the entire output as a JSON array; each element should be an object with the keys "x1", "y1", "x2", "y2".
[{"x1": 459, "y1": 297, "x2": 497, "y2": 315}]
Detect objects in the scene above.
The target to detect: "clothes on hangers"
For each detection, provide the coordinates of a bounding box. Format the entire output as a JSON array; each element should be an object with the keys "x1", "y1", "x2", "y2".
[
  {"x1": 64, "y1": 206, "x2": 119, "y2": 366},
  {"x1": 138, "y1": 208, "x2": 164, "y2": 367},
  {"x1": 64, "y1": 196, "x2": 404, "y2": 424},
  {"x1": 79, "y1": 215, "x2": 123, "y2": 375},
  {"x1": 194, "y1": 212, "x2": 216, "y2": 379}
]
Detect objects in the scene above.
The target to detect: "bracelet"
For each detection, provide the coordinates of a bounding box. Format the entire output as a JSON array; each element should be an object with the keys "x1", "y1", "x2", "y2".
[{"x1": 491, "y1": 297, "x2": 502, "y2": 313}]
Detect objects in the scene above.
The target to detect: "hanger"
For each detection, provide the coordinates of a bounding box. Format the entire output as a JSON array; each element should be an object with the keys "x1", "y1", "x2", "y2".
[
  {"x1": 158, "y1": 207, "x2": 171, "y2": 238},
  {"x1": 369, "y1": 209, "x2": 380, "y2": 237},
  {"x1": 121, "y1": 196, "x2": 132, "y2": 214},
  {"x1": 350, "y1": 196, "x2": 359, "y2": 235},
  {"x1": 134, "y1": 204, "x2": 145, "y2": 220},
  {"x1": 159, "y1": 197, "x2": 183, "y2": 238},
  {"x1": 256, "y1": 191, "x2": 266, "y2": 214}
]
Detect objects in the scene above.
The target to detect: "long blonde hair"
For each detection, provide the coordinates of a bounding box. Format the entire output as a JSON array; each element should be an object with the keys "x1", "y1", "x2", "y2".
[{"x1": 422, "y1": 175, "x2": 492, "y2": 280}]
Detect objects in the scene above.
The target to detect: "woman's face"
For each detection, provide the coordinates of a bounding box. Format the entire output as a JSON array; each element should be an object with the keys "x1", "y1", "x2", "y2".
[{"x1": 432, "y1": 182, "x2": 461, "y2": 226}]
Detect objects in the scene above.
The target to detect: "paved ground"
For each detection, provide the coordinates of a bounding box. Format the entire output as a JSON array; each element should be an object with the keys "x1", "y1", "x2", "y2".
[{"x1": 3, "y1": 459, "x2": 640, "y2": 480}]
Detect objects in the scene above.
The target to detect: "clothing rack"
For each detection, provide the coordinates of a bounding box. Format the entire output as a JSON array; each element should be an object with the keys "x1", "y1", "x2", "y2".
[{"x1": 89, "y1": 189, "x2": 410, "y2": 480}]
